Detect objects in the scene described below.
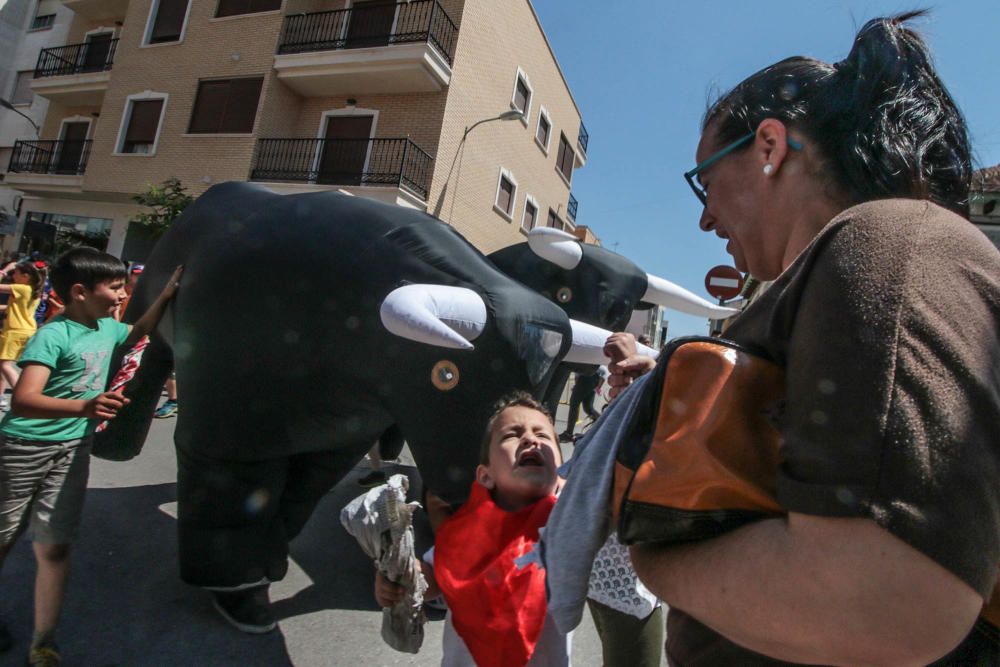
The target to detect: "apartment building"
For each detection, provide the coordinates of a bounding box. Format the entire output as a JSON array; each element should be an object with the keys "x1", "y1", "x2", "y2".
[
  {"x1": 4, "y1": 0, "x2": 589, "y2": 261},
  {"x1": 0, "y1": 0, "x2": 74, "y2": 238}
]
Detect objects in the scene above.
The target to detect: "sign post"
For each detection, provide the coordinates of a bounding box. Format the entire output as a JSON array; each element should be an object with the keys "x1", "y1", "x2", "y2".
[{"x1": 704, "y1": 265, "x2": 745, "y2": 335}]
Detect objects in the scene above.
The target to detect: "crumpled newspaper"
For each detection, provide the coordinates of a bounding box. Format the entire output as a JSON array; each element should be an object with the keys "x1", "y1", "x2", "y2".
[{"x1": 340, "y1": 473, "x2": 428, "y2": 653}]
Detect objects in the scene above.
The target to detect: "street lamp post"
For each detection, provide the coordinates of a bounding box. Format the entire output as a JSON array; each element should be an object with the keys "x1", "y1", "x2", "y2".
[
  {"x1": 434, "y1": 110, "x2": 525, "y2": 221},
  {"x1": 0, "y1": 97, "x2": 41, "y2": 137},
  {"x1": 463, "y1": 109, "x2": 524, "y2": 139}
]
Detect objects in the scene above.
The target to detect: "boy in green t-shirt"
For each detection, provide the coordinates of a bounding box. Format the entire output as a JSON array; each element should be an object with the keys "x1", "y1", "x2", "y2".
[{"x1": 0, "y1": 247, "x2": 181, "y2": 666}]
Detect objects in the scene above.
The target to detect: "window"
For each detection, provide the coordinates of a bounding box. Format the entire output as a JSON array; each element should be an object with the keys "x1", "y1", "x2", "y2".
[
  {"x1": 216, "y1": 0, "x2": 282, "y2": 18},
  {"x1": 510, "y1": 68, "x2": 532, "y2": 124},
  {"x1": 10, "y1": 71, "x2": 33, "y2": 105},
  {"x1": 547, "y1": 208, "x2": 564, "y2": 231},
  {"x1": 145, "y1": 0, "x2": 190, "y2": 44},
  {"x1": 494, "y1": 168, "x2": 517, "y2": 220},
  {"x1": 117, "y1": 97, "x2": 166, "y2": 154},
  {"x1": 535, "y1": 107, "x2": 551, "y2": 153},
  {"x1": 522, "y1": 196, "x2": 538, "y2": 232},
  {"x1": 30, "y1": 14, "x2": 55, "y2": 30},
  {"x1": 556, "y1": 133, "x2": 574, "y2": 184},
  {"x1": 188, "y1": 77, "x2": 263, "y2": 133}
]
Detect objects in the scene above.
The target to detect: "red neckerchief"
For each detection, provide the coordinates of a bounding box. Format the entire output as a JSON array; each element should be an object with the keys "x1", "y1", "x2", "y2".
[{"x1": 434, "y1": 482, "x2": 556, "y2": 667}]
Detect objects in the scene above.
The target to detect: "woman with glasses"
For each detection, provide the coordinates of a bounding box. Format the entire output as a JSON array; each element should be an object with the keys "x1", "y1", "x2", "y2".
[{"x1": 608, "y1": 11, "x2": 1000, "y2": 666}]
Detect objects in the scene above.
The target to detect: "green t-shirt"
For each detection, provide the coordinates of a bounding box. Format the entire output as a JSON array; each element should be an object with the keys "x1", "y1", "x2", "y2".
[{"x1": 0, "y1": 316, "x2": 130, "y2": 441}]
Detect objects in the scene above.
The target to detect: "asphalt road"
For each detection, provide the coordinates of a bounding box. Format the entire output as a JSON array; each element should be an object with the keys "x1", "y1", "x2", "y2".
[{"x1": 0, "y1": 400, "x2": 632, "y2": 666}]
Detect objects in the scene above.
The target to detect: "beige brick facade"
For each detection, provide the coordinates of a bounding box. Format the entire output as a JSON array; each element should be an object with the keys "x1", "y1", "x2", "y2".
[{"x1": 8, "y1": 0, "x2": 586, "y2": 259}]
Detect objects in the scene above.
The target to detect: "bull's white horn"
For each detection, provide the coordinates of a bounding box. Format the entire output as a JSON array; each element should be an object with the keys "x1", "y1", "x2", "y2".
[
  {"x1": 643, "y1": 273, "x2": 740, "y2": 319},
  {"x1": 380, "y1": 284, "x2": 487, "y2": 350},
  {"x1": 527, "y1": 227, "x2": 583, "y2": 270},
  {"x1": 563, "y1": 319, "x2": 660, "y2": 366}
]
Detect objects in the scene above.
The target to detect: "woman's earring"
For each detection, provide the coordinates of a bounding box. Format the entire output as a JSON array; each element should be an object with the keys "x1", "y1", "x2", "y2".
[{"x1": 763, "y1": 164, "x2": 774, "y2": 176}]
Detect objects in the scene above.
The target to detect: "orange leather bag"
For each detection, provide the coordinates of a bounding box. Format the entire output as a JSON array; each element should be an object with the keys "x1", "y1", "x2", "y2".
[
  {"x1": 613, "y1": 336, "x2": 785, "y2": 545},
  {"x1": 611, "y1": 336, "x2": 1000, "y2": 647}
]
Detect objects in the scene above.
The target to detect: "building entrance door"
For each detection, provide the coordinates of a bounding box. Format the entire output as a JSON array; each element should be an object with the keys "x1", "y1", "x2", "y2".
[
  {"x1": 55, "y1": 122, "x2": 89, "y2": 174},
  {"x1": 317, "y1": 115, "x2": 373, "y2": 186},
  {"x1": 345, "y1": 1, "x2": 395, "y2": 48},
  {"x1": 81, "y1": 32, "x2": 113, "y2": 71}
]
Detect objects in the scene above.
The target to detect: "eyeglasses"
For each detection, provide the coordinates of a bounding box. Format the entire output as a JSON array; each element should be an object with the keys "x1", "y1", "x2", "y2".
[{"x1": 684, "y1": 132, "x2": 803, "y2": 206}]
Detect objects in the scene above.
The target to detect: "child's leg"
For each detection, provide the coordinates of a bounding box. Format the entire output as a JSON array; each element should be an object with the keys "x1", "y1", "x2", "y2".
[{"x1": 32, "y1": 542, "x2": 71, "y2": 645}]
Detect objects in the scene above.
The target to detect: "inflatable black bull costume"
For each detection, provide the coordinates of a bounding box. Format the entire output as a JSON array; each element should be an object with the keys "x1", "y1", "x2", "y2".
[
  {"x1": 488, "y1": 228, "x2": 737, "y2": 410},
  {"x1": 95, "y1": 182, "x2": 627, "y2": 591}
]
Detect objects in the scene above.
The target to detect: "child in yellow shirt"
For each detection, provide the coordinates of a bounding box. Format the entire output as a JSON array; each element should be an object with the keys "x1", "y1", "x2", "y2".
[{"x1": 0, "y1": 261, "x2": 43, "y2": 410}]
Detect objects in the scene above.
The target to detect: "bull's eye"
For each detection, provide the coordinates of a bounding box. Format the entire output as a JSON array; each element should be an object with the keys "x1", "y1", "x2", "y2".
[
  {"x1": 556, "y1": 287, "x2": 572, "y2": 303},
  {"x1": 431, "y1": 360, "x2": 460, "y2": 391}
]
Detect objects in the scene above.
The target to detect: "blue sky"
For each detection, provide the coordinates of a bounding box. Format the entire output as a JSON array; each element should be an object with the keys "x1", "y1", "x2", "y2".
[{"x1": 534, "y1": 1, "x2": 1000, "y2": 337}]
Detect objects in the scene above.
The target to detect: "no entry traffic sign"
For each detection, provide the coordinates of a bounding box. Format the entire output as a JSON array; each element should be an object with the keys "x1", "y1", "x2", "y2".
[{"x1": 704, "y1": 265, "x2": 745, "y2": 300}]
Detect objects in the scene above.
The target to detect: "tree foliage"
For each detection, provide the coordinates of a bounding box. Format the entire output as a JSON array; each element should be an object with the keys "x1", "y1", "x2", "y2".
[{"x1": 131, "y1": 178, "x2": 193, "y2": 235}]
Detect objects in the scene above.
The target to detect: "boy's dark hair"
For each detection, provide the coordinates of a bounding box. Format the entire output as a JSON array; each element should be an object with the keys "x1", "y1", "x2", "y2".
[
  {"x1": 478, "y1": 391, "x2": 555, "y2": 465},
  {"x1": 50, "y1": 247, "x2": 127, "y2": 301}
]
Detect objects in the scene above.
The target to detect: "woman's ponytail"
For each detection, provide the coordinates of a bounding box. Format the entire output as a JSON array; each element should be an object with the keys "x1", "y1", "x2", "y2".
[{"x1": 705, "y1": 10, "x2": 971, "y2": 216}]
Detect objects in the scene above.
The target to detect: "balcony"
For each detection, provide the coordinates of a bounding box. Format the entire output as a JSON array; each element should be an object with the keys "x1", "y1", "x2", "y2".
[
  {"x1": 567, "y1": 193, "x2": 578, "y2": 223},
  {"x1": 250, "y1": 137, "x2": 434, "y2": 207},
  {"x1": 61, "y1": 0, "x2": 129, "y2": 21},
  {"x1": 5, "y1": 139, "x2": 91, "y2": 194},
  {"x1": 273, "y1": 0, "x2": 458, "y2": 96},
  {"x1": 31, "y1": 39, "x2": 118, "y2": 106}
]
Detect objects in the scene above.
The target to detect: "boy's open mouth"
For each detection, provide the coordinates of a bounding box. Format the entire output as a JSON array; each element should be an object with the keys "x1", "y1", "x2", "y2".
[{"x1": 517, "y1": 450, "x2": 545, "y2": 467}]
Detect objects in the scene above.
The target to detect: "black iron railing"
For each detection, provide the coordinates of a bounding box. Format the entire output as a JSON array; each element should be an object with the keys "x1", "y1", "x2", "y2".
[
  {"x1": 8, "y1": 139, "x2": 92, "y2": 175},
  {"x1": 250, "y1": 137, "x2": 434, "y2": 199},
  {"x1": 35, "y1": 38, "x2": 119, "y2": 78},
  {"x1": 278, "y1": 1, "x2": 458, "y2": 64},
  {"x1": 578, "y1": 122, "x2": 589, "y2": 155},
  {"x1": 568, "y1": 193, "x2": 578, "y2": 222}
]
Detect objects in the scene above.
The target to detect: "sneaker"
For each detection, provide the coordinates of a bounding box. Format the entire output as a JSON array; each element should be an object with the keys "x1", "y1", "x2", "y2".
[
  {"x1": 154, "y1": 400, "x2": 177, "y2": 419},
  {"x1": 357, "y1": 470, "x2": 387, "y2": 488},
  {"x1": 558, "y1": 432, "x2": 574, "y2": 443},
  {"x1": 27, "y1": 644, "x2": 61, "y2": 666},
  {"x1": 0, "y1": 619, "x2": 11, "y2": 653},
  {"x1": 0, "y1": 398, "x2": 9, "y2": 412},
  {"x1": 211, "y1": 586, "x2": 277, "y2": 634}
]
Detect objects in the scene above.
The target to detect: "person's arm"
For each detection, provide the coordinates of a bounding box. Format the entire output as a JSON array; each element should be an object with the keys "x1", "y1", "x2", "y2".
[
  {"x1": 124, "y1": 265, "x2": 183, "y2": 347},
  {"x1": 11, "y1": 363, "x2": 129, "y2": 420},
  {"x1": 630, "y1": 514, "x2": 981, "y2": 666},
  {"x1": 0, "y1": 284, "x2": 15, "y2": 295},
  {"x1": 603, "y1": 333, "x2": 656, "y2": 399}
]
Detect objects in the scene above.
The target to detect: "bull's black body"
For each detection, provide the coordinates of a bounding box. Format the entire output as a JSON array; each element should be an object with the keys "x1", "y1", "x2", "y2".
[{"x1": 94, "y1": 182, "x2": 571, "y2": 587}]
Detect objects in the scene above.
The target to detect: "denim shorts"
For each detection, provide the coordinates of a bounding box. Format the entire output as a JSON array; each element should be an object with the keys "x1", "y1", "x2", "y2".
[{"x1": 0, "y1": 433, "x2": 92, "y2": 545}]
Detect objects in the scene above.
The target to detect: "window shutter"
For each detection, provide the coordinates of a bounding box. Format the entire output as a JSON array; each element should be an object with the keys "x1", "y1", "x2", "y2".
[
  {"x1": 523, "y1": 201, "x2": 537, "y2": 230},
  {"x1": 223, "y1": 77, "x2": 263, "y2": 132},
  {"x1": 190, "y1": 78, "x2": 263, "y2": 133},
  {"x1": 536, "y1": 115, "x2": 550, "y2": 147},
  {"x1": 189, "y1": 81, "x2": 228, "y2": 133},
  {"x1": 497, "y1": 176, "x2": 514, "y2": 214},
  {"x1": 217, "y1": 0, "x2": 281, "y2": 17},
  {"x1": 557, "y1": 134, "x2": 574, "y2": 181},
  {"x1": 150, "y1": 0, "x2": 189, "y2": 43},
  {"x1": 125, "y1": 99, "x2": 164, "y2": 146},
  {"x1": 514, "y1": 77, "x2": 529, "y2": 112}
]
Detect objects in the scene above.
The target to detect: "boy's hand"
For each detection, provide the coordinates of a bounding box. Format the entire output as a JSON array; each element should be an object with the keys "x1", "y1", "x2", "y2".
[
  {"x1": 84, "y1": 391, "x2": 130, "y2": 420},
  {"x1": 374, "y1": 570, "x2": 406, "y2": 608},
  {"x1": 159, "y1": 265, "x2": 184, "y2": 300}
]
